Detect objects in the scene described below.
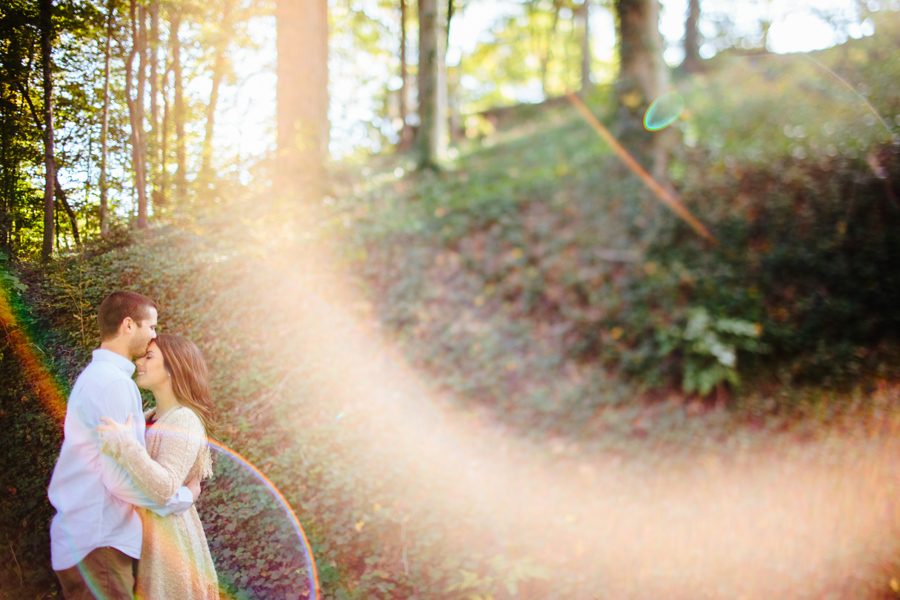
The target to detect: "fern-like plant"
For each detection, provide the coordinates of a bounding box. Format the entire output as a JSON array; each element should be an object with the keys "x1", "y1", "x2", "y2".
[{"x1": 659, "y1": 307, "x2": 767, "y2": 396}]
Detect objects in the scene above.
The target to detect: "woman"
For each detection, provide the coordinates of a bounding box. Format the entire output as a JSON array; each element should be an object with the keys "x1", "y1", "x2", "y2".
[{"x1": 98, "y1": 334, "x2": 218, "y2": 599}]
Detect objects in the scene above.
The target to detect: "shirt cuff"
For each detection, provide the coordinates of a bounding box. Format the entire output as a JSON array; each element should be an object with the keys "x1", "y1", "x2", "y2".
[{"x1": 147, "y1": 486, "x2": 194, "y2": 517}]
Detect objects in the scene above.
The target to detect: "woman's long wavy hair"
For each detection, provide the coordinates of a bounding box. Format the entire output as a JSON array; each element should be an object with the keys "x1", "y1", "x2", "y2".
[{"x1": 154, "y1": 334, "x2": 218, "y2": 439}]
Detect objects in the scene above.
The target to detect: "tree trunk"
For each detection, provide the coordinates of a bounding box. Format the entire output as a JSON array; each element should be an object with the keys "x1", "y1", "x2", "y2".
[
  {"x1": 579, "y1": 0, "x2": 592, "y2": 93},
  {"x1": 614, "y1": 0, "x2": 668, "y2": 175},
  {"x1": 398, "y1": 0, "x2": 413, "y2": 150},
  {"x1": 0, "y1": 90, "x2": 12, "y2": 251},
  {"x1": 16, "y1": 83, "x2": 80, "y2": 245},
  {"x1": 199, "y1": 0, "x2": 236, "y2": 194},
  {"x1": 99, "y1": 0, "x2": 114, "y2": 236},
  {"x1": 761, "y1": 20, "x2": 772, "y2": 50},
  {"x1": 53, "y1": 181, "x2": 79, "y2": 244},
  {"x1": 40, "y1": 0, "x2": 55, "y2": 262},
  {"x1": 136, "y1": 5, "x2": 148, "y2": 228},
  {"x1": 539, "y1": 0, "x2": 562, "y2": 96},
  {"x1": 160, "y1": 70, "x2": 169, "y2": 205},
  {"x1": 125, "y1": 0, "x2": 148, "y2": 230},
  {"x1": 615, "y1": 0, "x2": 666, "y2": 109},
  {"x1": 40, "y1": 0, "x2": 56, "y2": 262},
  {"x1": 416, "y1": 0, "x2": 446, "y2": 169},
  {"x1": 55, "y1": 195, "x2": 61, "y2": 250},
  {"x1": 149, "y1": 1, "x2": 161, "y2": 209},
  {"x1": 683, "y1": 0, "x2": 701, "y2": 72},
  {"x1": 171, "y1": 14, "x2": 187, "y2": 205},
  {"x1": 275, "y1": 0, "x2": 329, "y2": 203},
  {"x1": 446, "y1": 0, "x2": 453, "y2": 49}
]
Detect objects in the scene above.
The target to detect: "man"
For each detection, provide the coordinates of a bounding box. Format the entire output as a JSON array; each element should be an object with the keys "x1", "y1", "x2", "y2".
[{"x1": 48, "y1": 291, "x2": 199, "y2": 599}]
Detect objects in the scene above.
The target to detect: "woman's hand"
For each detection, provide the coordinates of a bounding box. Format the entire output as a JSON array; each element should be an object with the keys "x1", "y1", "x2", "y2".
[{"x1": 97, "y1": 414, "x2": 134, "y2": 455}]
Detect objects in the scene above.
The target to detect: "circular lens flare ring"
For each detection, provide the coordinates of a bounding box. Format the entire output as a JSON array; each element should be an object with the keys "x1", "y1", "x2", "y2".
[{"x1": 146, "y1": 425, "x2": 322, "y2": 599}]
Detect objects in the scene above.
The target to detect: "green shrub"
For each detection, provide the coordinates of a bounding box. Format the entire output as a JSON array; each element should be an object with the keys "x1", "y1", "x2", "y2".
[
  {"x1": 656, "y1": 307, "x2": 766, "y2": 395},
  {"x1": 655, "y1": 142, "x2": 900, "y2": 385}
]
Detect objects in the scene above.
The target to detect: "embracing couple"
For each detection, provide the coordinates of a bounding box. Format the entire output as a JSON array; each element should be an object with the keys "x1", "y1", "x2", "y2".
[{"x1": 47, "y1": 291, "x2": 219, "y2": 599}]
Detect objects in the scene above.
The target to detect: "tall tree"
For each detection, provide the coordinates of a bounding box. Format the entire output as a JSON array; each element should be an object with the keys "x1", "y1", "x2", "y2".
[
  {"x1": 540, "y1": 0, "x2": 563, "y2": 95},
  {"x1": 0, "y1": 0, "x2": 49, "y2": 256},
  {"x1": 416, "y1": 0, "x2": 446, "y2": 169},
  {"x1": 0, "y1": 87, "x2": 17, "y2": 251},
  {"x1": 137, "y1": 5, "x2": 148, "y2": 227},
  {"x1": 759, "y1": 0, "x2": 773, "y2": 49},
  {"x1": 398, "y1": 0, "x2": 413, "y2": 150},
  {"x1": 99, "y1": 0, "x2": 115, "y2": 236},
  {"x1": 578, "y1": 0, "x2": 592, "y2": 93},
  {"x1": 171, "y1": 13, "x2": 187, "y2": 205},
  {"x1": 125, "y1": 0, "x2": 149, "y2": 228},
  {"x1": 615, "y1": 0, "x2": 666, "y2": 110},
  {"x1": 683, "y1": 0, "x2": 701, "y2": 72},
  {"x1": 40, "y1": 0, "x2": 55, "y2": 261},
  {"x1": 0, "y1": 7, "x2": 32, "y2": 254},
  {"x1": 446, "y1": 0, "x2": 454, "y2": 47},
  {"x1": 160, "y1": 47, "x2": 171, "y2": 204},
  {"x1": 613, "y1": 0, "x2": 668, "y2": 175},
  {"x1": 17, "y1": 81, "x2": 80, "y2": 246},
  {"x1": 199, "y1": 0, "x2": 236, "y2": 194},
  {"x1": 148, "y1": 1, "x2": 161, "y2": 208},
  {"x1": 275, "y1": 0, "x2": 329, "y2": 203}
]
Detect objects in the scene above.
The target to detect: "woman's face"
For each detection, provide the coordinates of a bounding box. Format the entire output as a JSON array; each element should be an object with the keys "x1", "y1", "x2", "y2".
[{"x1": 135, "y1": 340, "x2": 168, "y2": 391}]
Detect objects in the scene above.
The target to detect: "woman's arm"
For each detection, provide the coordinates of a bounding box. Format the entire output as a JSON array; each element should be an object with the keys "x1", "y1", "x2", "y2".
[
  {"x1": 88, "y1": 381, "x2": 193, "y2": 515},
  {"x1": 99, "y1": 408, "x2": 205, "y2": 507}
]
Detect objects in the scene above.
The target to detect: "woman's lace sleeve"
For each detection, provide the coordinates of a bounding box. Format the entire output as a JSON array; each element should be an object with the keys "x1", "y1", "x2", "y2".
[{"x1": 102, "y1": 408, "x2": 205, "y2": 506}]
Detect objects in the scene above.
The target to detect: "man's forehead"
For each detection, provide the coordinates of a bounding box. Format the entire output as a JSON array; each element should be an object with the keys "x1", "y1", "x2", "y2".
[{"x1": 146, "y1": 307, "x2": 159, "y2": 324}]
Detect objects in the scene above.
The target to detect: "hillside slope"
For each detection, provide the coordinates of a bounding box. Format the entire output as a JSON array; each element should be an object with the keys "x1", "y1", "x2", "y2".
[{"x1": 2, "y1": 199, "x2": 900, "y2": 600}]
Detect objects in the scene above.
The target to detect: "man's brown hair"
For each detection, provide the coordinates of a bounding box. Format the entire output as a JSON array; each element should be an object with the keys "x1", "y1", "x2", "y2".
[{"x1": 97, "y1": 291, "x2": 157, "y2": 341}]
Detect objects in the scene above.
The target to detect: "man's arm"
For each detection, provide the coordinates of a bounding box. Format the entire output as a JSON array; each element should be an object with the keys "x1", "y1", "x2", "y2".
[{"x1": 80, "y1": 379, "x2": 194, "y2": 516}]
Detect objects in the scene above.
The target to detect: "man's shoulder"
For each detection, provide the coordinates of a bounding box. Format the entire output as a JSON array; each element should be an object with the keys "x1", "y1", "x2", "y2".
[
  {"x1": 78, "y1": 358, "x2": 131, "y2": 383},
  {"x1": 71, "y1": 360, "x2": 135, "y2": 401}
]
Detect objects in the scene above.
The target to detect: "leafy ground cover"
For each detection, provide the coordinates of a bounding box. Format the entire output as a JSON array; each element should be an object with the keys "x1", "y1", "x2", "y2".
[{"x1": 3, "y1": 14, "x2": 900, "y2": 599}]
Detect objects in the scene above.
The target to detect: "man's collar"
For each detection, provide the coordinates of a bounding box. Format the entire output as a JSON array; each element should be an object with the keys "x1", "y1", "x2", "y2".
[{"x1": 92, "y1": 348, "x2": 136, "y2": 376}]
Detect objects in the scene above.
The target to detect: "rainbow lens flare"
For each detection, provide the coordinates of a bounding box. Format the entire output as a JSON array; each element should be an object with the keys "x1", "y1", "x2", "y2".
[
  {"x1": 203, "y1": 439, "x2": 320, "y2": 599},
  {"x1": 644, "y1": 92, "x2": 685, "y2": 131}
]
